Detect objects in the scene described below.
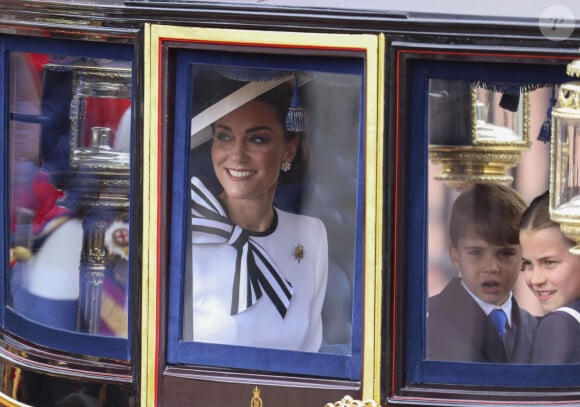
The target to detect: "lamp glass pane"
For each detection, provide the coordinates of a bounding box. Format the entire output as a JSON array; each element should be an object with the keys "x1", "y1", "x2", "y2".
[{"x1": 552, "y1": 116, "x2": 580, "y2": 216}]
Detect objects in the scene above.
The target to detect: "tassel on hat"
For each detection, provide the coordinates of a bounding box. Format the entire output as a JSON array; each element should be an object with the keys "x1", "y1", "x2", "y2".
[{"x1": 285, "y1": 75, "x2": 305, "y2": 132}]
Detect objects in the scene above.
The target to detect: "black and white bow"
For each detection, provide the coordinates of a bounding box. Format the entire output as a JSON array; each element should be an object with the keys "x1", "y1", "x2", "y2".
[{"x1": 191, "y1": 177, "x2": 293, "y2": 318}]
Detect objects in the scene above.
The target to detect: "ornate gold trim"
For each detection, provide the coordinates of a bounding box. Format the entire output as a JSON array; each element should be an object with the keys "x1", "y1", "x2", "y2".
[
  {"x1": 370, "y1": 32, "x2": 385, "y2": 402},
  {"x1": 566, "y1": 59, "x2": 580, "y2": 78},
  {"x1": 324, "y1": 395, "x2": 378, "y2": 407},
  {"x1": 429, "y1": 145, "x2": 525, "y2": 191},
  {"x1": 141, "y1": 22, "x2": 158, "y2": 407},
  {"x1": 250, "y1": 386, "x2": 263, "y2": 407}
]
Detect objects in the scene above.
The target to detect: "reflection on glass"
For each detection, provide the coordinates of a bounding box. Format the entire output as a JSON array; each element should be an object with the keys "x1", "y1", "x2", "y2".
[
  {"x1": 8, "y1": 52, "x2": 132, "y2": 337},
  {"x1": 69, "y1": 66, "x2": 132, "y2": 151},
  {"x1": 428, "y1": 79, "x2": 473, "y2": 146},
  {"x1": 474, "y1": 87, "x2": 526, "y2": 143},
  {"x1": 552, "y1": 119, "x2": 580, "y2": 214},
  {"x1": 428, "y1": 79, "x2": 528, "y2": 146},
  {"x1": 184, "y1": 66, "x2": 360, "y2": 354},
  {"x1": 428, "y1": 79, "x2": 530, "y2": 192}
]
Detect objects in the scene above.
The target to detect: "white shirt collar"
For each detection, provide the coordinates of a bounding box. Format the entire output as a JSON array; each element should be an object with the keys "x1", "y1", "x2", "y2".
[{"x1": 461, "y1": 280, "x2": 513, "y2": 326}]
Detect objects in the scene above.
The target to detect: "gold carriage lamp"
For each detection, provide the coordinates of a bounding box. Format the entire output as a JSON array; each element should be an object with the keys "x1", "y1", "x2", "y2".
[
  {"x1": 428, "y1": 79, "x2": 531, "y2": 192},
  {"x1": 549, "y1": 58, "x2": 580, "y2": 255}
]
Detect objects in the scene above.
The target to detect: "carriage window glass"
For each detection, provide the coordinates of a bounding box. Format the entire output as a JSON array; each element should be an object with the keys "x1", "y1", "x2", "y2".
[
  {"x1": 399, "y1": 54, "x2": 580, "y2": 395},
  {"x1": 162, "y1": 42, "x2": 370, "y2": 379},
  {"x1": 183, "y1": 66, "x2": 360, "y2": 356},
  {"x1": 8, "y1": 52, "x2": 132, "y2": 337},
  {"x1": 426, "y1": 77, "x2": 560, "y2": 364}
]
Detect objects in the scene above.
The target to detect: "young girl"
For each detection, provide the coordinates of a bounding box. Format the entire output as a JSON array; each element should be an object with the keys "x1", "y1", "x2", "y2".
[{"x1": 519, "y1": 190, "x2": 580, "y2": 363}]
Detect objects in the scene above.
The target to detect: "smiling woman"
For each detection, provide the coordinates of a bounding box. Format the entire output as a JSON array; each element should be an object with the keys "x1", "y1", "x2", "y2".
[
  {"x1": 210, "y1": 92, "x2": 300, "y2": 231},
  {"x1": 184, "y1": 72, "x2": 329, "y2": 352}
]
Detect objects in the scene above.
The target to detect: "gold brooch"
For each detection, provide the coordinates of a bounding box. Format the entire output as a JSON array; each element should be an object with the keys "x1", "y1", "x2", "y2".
[{"x1": 293, "y1": 244, "x2": 304, "y2": 262}]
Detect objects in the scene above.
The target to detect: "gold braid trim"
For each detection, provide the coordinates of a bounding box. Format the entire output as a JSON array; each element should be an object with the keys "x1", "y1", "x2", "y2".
[{"x1": 325, "y1": 395, "x2": 378, "y2": 407}]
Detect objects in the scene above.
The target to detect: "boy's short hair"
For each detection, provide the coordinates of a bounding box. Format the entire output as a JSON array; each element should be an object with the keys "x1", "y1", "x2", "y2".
[{"x1": 449, "y1": 183, "x2": 526, "y2": 247}]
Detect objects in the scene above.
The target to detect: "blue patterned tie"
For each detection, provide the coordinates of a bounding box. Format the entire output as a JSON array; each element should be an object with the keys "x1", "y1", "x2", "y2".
[
  {"x1": 490, "y1": 309, "x2": 507, "y2": 338},
  {"x1": 190, "y1": 176, "x2": 293, "y2": 318}
]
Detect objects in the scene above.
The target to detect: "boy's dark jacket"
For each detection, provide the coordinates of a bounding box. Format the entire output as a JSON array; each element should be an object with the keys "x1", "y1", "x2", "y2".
[{"x1": 426, "y1": 277, "x2": 538, "y2": 363}]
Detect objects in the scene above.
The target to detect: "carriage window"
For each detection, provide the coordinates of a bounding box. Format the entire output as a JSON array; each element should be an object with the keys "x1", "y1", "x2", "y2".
[
  {"x1": 144, "y1": 25, "x2": 380, "y2": 407},
  {"x1": 158, "y1": 37, "x2": 377, "y2": 379},
  {"x1": 426, "y1": 78, "x2": 536, "y2": 364},
  {"x1": 399, "y1": 53, "x2": 580, "y2": 393},
  {"x1": 7, "y1": 47, "x2": 132, "y2": 358},
  {"x1": 182, "y1": 65, "x2": 360, "y2": 356}
]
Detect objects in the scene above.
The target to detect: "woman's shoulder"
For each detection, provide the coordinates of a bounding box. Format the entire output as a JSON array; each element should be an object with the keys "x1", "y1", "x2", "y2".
[{"x1": 274, "y1": 208, "x2": 326, "y2": 233}]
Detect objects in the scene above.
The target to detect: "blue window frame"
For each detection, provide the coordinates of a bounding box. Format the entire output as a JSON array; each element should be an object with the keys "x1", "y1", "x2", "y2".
[
  {"x1": 1, "y1": 35, "x2": 134, "y2": 360},
  {"x1": 404, "y1": 55, "x2": 580, "y2": 387},
  {"x1": 167, "y1": 48, "x2": 366, "y2": 379}
]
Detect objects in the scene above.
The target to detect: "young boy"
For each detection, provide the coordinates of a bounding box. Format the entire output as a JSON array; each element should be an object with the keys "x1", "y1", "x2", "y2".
[{"x1": 426, "y1": 183, "x2": 538, "y2": 363}]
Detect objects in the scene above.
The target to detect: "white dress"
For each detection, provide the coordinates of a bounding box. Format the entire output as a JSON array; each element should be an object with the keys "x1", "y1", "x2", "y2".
[{"x1": 187, "y1": 207, "x2": 328, "y2": 352}]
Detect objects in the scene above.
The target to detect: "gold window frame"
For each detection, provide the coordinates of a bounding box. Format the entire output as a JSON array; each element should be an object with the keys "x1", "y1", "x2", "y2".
[{"x1": 142, "y1": 24, "x2": 384, "y2": 406}]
